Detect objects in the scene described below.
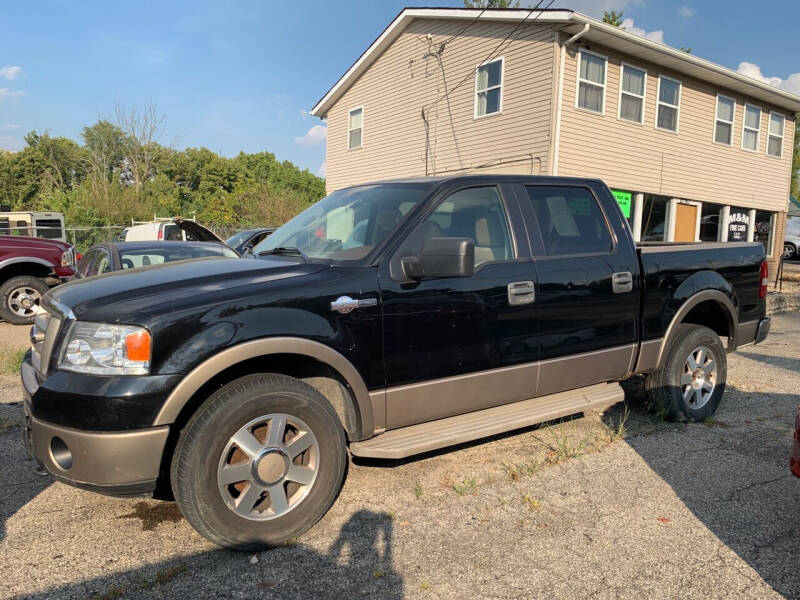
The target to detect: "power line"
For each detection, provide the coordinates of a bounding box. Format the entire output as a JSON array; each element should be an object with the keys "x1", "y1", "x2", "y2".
[{"x1": 422, "y1": 0, "x2": 554, "y2": 113}]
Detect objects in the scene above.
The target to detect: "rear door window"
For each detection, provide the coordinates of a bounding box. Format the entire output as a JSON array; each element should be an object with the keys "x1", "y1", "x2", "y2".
[{"x1": 523, "y1": 186, "x2": 613, "y2": 256}]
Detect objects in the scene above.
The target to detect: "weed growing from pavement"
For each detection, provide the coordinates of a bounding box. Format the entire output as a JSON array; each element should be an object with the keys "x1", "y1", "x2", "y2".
[
  {"x1": 452, "y1": 477, "x2": 477, "y2": 496},
  {"x1": 702, "y1": 416, "x2": 730, "y2": 428},
  {"x1": 413, "y1": 484, "x2": 424, "y2": 499},
  {"x1": 0, "y1": 416, "x2": 15, "y2": 432},
  {"x1": 91, "y1": 585, "x2": 125, "y2": 600},
  {"x1": 522, "y1": 494, "x2": 541, "y2": 511}
]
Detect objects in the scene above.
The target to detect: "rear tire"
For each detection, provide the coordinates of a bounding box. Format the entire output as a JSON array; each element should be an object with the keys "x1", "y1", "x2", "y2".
[
  {"x1": 0, "y1": 276, "x2": 49, "y2": 325},
  {"x1": 171, "y1": 373, "x2": 347, "y2": 550},
  {"x1": 645, "y1": 324, "x2": 727, "y2": 421},
  {"x1": 784, "y1": 243, "x2": 797, "y2": 260}
]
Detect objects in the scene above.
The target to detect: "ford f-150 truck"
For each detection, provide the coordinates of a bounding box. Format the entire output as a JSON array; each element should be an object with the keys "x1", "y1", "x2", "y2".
[{"x1": 21, "y1": 175, "x2": 770, "y2": 549}]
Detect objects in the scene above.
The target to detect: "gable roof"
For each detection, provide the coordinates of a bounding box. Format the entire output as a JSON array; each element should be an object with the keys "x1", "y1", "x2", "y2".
[{"x1": 310, "y1": 7, "x2": 800, "y2": 118}]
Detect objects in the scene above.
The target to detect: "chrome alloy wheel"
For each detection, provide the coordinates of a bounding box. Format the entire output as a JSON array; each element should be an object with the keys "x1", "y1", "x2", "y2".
[
  {"x1": 217, "y1": 413, "x2": 319, "y2": 520},
  {"x1": 8, "y1": 286, "x2": 42, "y2": 318},
  {"x1": 681, "y1": 345, "x2": 717, "y2": 409}
]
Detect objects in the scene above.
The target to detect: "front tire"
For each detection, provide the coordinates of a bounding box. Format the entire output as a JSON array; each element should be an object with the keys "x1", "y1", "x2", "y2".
[
  {"x1": 784, "y1": 243, "x2": 797, "y2": 260},
  {"x1": 171, "y1": 373, "x2": 347, "y2": 550},
  {"x1": 0, "y1": 276, "x2": 49, "y2": 325},
  {"x1": 645, "y1": 324, "x2": 727, "y2": 421}
]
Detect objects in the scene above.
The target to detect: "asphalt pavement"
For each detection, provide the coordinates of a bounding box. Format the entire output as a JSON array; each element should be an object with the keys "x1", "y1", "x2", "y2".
[{"x1": 1, "y1": 314, "x2": 799, "y2": 599}]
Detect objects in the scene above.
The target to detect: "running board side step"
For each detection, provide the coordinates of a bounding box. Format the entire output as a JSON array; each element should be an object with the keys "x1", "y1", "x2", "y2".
[{"x1": 349, "y1": 382, "x2": 624, "y2": 459}]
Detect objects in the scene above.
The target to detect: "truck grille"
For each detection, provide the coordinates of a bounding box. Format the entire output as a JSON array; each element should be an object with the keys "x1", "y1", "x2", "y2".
[{"x1": 30, "y1": 308, "x2": 62, "y2": 377}]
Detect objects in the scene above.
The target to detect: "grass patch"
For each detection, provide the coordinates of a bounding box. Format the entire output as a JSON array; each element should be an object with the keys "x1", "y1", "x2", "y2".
[
  {"x1": 503, "y1": 461, "x2": 541, "y2": 481},
  {"x1": 412, "y1": 484, "x2": 424, "y2": 500},
  {"x1": 544, "y1": 425, "x2": 589, "y2": 465},
  {"x1": 452, "y1": 477, "x2": 477, "y2": 496},
  {"x1": 702, "y1": 417, "x2": 730, "y2": 428},
  {"x1": 0, "y1": 348, "x2": 25, "y2": 375},
  {"x1": 92, "y1": 586, "x2": 125, "y2": 600},
  {"x1": 136, "y1": 563, "x2": 189, "y2": 591}
]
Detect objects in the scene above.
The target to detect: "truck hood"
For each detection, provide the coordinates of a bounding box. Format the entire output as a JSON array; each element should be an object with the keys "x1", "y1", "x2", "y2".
[
  {"x1": 45, "y1": 257, "x2": 329, "y2": 322},
  {"x1": 0, "y1": 235, "x2": 72, "y2": 251}
]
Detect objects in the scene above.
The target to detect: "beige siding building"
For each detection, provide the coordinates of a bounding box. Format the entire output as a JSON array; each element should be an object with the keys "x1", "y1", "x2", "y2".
[{"x1": 311, "y1": 8, "x2": 800, "y2": 272}]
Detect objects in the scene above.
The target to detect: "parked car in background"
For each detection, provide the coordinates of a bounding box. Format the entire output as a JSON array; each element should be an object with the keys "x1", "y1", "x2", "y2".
[
  {"x1": 0, "y1": 211, "x2": 66, "y2": 241},
  {"x1": 792, "y1": 407, "x2": 800, "y2": 478},
  {"x1": 225, "y1": 227, "x2": 276, "y2": 256},
  {"x1": 123, "y1": 219, "x2": 227, "y2": 245},
  {"x1": 784, "y1": 216, "x2": 800, "y2": 260},
  {"x1": 75, "y1": 241, "x2": 238, "y2": 279},
  {"x1": 0, "y1": 236, "x2": 75, "y2": 324}
]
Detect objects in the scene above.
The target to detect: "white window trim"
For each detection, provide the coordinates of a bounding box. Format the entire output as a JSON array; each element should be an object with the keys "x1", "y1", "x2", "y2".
[
  {"x1": 654, "y1": 75, "x2": 681, "y2": 133},
  {"x1": 473, "y1": 56, "x2": 504, "y2": 119},
  {"x1": 766, "y1": 111, "x2": 786, "y2": 158},
  {"x1": 617, "y1": 62, "x2": 647, "y2": 124},
  {"x1": 575, "y1": 49, "x2": 607, "y2": 115},
  {"x1": 740, "y1": 103, "x2": 762, "y2": 153},
  {"x1": 347, "y1": 106, "x2": 363, "y2": 150},
  {"x1": 713, "y1": 93, "x2": 736, "y2": 146}
]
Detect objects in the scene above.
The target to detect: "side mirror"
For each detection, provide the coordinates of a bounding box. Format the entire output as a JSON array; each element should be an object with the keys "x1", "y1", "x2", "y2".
[{"x1": 401, "y1": 237, "x2": 475, "y2": 280}]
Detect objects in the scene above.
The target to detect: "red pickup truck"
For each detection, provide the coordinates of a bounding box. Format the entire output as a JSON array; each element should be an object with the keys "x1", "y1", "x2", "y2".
[{"x1": 0, "y1": 236, "x2": 76, "y2": 324}]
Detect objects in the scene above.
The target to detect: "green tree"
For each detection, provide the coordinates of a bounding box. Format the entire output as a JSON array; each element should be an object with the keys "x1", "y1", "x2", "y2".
[
  {"x1": 602, "y1": 11, "x2": 624, "y2": 27},
  {"x1": 463, "y1": 0, "x2": 519, "y2": 8}
]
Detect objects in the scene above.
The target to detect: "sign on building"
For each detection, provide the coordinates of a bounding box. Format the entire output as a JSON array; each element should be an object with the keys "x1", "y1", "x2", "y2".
[
  {"x1": 611, "y1": 189, "x2": 632, "y2": 218},
  {"x1": 728, "y1": 209, "x2": 750, "y2": 242}
]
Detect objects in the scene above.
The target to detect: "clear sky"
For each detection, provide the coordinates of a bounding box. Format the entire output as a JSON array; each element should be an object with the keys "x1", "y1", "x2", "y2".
[{"x1": 1, "y1": 0, "x2": 798, "y2": 178}]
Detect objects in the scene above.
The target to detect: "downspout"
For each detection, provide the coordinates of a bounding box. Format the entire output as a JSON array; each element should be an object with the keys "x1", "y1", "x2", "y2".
[{"x1": 552, "y1": 23, "x2": 589, "y2": 176}]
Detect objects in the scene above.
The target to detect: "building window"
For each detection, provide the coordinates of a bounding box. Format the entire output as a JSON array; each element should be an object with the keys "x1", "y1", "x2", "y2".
[
  {"x1": 755, "y1": 210, "x2": 775, "y2": 257},
  {"x1": 348, "y1": 107, "x2": 363, "y2": 149},
  {"x1": 475, "y1": 58, "x2": 503, "y2": 117},
  {"x1": 767, "y1": 112, "x2": 785, "y2": 157},
  {"x1": 656, "y1": 76, "x2": 681, "y2": 132},
  {"x1": 741, "y1": 104, "x2": 761, "y2": 152},
  {"x1": 641, "y1": 194, "x2": 668, "y2": 241},
  {"x1": 714, "y1": 95, "x2": 735, "y2": 145},
  {"x1": 699, "y1": 202, "x2": 723, "y2": 241},
  {"x1": 577, "y1": 50, "x2": 606, "y2": 114},
  {"x1": 619, "y1": 64, "x2": 646, "y2": 123}
]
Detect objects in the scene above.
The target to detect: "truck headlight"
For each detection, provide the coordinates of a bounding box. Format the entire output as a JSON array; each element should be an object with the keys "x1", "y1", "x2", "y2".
[
  {"x1": 61, "y1": 248, "x2": 75, "y2": 267},
  {"x1": 59, "y1": 322, "x2": 151, "y2": 375}
]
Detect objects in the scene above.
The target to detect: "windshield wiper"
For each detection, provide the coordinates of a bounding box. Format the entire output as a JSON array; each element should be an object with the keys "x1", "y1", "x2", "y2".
[{"x1": 258, "y1": 247, "x2": 308, "y2": 262}]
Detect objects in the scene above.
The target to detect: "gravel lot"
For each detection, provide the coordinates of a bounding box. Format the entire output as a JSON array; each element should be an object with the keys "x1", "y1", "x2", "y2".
[{"x1": 1, "y1": 314, "x2": 799, "y2": 599}]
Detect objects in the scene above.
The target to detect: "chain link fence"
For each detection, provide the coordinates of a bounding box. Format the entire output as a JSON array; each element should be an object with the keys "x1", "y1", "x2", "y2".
[{"x1": 3, "y1": 223, "x2": 262, "y2": 254}]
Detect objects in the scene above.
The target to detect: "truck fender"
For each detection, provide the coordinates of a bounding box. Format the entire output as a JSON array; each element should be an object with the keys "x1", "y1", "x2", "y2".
[
  {"x1": 646, "y1": 288, "x2": 737, "y2": 370},
  {"x1": 152, "y1": 337, "x2": 375, "y2": 441},
  {"x1": 0, "y1": 256, "x2": 55, "y2": 270}
]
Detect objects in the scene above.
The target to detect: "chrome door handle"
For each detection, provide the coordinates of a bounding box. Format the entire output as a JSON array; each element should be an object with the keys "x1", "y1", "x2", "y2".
[
  {"x1": 330, "y1": 296, "x2": 378, "y2": 314},
  {"x1": 612, "y1": 271, "x2": 633, "y2": 294},
  {"x1": 508, "y1": 281, "x2": 535, "y2": 306}
]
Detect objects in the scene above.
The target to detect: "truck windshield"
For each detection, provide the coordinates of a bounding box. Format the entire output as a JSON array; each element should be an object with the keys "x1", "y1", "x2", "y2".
[{"x1": 253, "y1": 183, "x2": 432, "y2": 262}]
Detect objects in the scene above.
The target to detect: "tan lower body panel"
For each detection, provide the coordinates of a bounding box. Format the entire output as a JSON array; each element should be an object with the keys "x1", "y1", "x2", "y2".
[{"x1": 350, "y1": 382, "x2": 624, "y2": 459}]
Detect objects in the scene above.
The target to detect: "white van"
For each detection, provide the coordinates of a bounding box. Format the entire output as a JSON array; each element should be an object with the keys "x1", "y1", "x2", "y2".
[
  {"x1": 122, "y1": 219, "x2": 226, "y2": 244},
  {"x1": 124, "y1": 221, "x2": 189, "y2": 242}
]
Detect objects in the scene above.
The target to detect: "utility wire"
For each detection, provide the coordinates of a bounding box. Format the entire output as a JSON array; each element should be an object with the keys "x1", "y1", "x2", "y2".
[{"x1": 422, "y1": 0, "x2": 554, "y2": 113}]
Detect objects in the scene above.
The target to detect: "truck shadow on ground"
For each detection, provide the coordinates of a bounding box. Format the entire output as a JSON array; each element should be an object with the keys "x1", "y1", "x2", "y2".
[
  {"x1": 16, "y1": 509, "x2": 403, "y2": 600},
  {"x1": 608, "y1": 383, "x2": 800, "y2": 598}
]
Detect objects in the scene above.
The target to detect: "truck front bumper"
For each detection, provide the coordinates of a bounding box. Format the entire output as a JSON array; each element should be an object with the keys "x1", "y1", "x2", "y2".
[{"x1": 22, "y1": 360, "x2": 169, "y2": 496}]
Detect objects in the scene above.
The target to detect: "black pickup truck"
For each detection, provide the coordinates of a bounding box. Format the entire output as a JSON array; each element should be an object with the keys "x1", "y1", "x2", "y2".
[{"x1": 22, "y1": 175, "x2": 770, "y2": 549}]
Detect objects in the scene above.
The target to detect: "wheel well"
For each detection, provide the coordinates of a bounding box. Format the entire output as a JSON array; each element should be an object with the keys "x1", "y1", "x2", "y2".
[
  {"x1": 0, "y1": 262, "x2": 53, "y2": 284},
  {"x1": 154, "y1": 353, "x2": 361, "y2": 499},
  {"x1": 680, "y1": 299, "x2": 732, "y2": 343}
]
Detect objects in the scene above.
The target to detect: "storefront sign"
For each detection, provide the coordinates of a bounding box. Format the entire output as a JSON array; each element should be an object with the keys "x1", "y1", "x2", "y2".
[
  {"x1": 727, "y1": 209, "x2": 750, "y2": 242},
  {"x1": 611, "y1": 189, "x2": 632, "y2": 218}
]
